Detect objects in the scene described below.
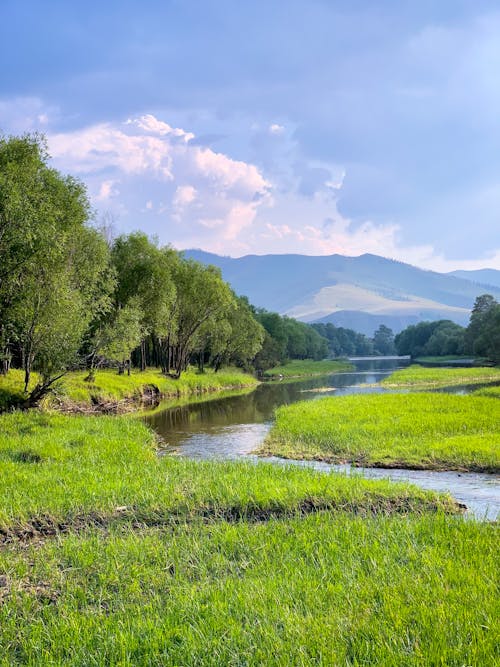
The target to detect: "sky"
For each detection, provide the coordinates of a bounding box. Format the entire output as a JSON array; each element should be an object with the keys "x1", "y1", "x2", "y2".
[{"x1": 1, "y1": 0, "x2": 499, "y2": 271}]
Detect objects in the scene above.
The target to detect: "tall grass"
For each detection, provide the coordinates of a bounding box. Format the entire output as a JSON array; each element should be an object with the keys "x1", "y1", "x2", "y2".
[
  {"x1": 0, "y1": 411, "x2": 457, "y2": 530},
  {"x1": 382, "y1": 364, "x2": 500, "y2": 388},
  {"x1": 264, "y1": 359, "x2": 353, "y2": 378},
  {"x1": 0, "y1": 411, "x2": 497, "y2": 664},
  {"x1": 0, "y1": 367, "x2": 258, "y2": 412},
  {"x1": 0, "y1": 514, "x2": 497, "y2": 665},
  {"x1": 262, "y1": 393, "x2": 500, "y2": 472}
]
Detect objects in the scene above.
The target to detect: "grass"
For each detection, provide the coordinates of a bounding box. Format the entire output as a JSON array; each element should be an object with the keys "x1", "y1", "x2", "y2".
[
  {"x1": 0, "y1": 367, "x2": 258, "y2": 413},
  {"x1": 0, "y1": 515, "x2": 498, "y2": 666},
  {"x1": 264, "y1": 359, "x2": 353, "y2": 379},
  {"x1": 262, "y1": 393, "x2": 500, "y2": 472},
  {"x1": 381, "y1": 364, "x2": 500, "y2": 389},
  {"x1": 0, "y1": 411, "x2": 457, "y2": 531},
  {"x1": 0, "y1": 410, "x2": 498, "y2": 665},
  {"x1": 473, "y1": 385, "x2": 500, "y2": 398}
]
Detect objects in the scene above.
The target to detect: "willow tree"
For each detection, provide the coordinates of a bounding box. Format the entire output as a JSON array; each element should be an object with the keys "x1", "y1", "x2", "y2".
[
  {"x1": 0, "y1": 134, "x2": 111, "y2": 404},
  {"x1": 111, "y1": 233, "x2": 177, "y2": 371},
  {"x1": 166, "y1": 259, "x2": 235, "y2": 378}
]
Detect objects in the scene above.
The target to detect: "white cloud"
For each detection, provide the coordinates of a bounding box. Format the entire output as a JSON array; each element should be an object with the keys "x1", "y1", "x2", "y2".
[
  {"x1": 2, "y1": 102, "x2": 497, "y2": 271},
  {"x1": 47, "y1": 114, "x2": 271, "y2": 249},
  {"x1": 269, "y1": 123, "x2": 285, "y2": 135},
  {"x1": 95, "y1": 179, "x2": 120, "y2": 201}
]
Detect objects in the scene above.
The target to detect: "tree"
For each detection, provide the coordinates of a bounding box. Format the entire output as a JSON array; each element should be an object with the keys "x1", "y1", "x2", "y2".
[
  {"x1": 166, "y1": 259, "x2": 236, "y2": 378},
  {"x1": 111, "y1": 232, "x2": 176, "y2": 371},
  {"x1": 465, "y1": 294, "x2": 498, "y2": 355},
  {"x1": 209, "y1": 296, "x2": 264, "y2": 371},
  {"x1": 0, "y1": 134, "x2": 111, "y2": 404},
  {"x1": 373, "y1": 325, "x2": 396, "y2": 355}
]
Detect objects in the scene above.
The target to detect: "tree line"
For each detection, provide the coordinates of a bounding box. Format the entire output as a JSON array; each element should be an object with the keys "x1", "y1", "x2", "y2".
[{"x1": 394, "y1": 294, "x2": 500, "y2": 363}]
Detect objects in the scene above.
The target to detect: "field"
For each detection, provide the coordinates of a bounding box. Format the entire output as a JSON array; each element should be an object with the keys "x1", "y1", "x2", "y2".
[
  {"x1": 263, "y1": 359, "x2": 353, "y2": 379},
  {"x1": 381, "y1": 364, "x2": 500, "y2": 389},
  {"x1": 0, "y1": 410, "x2": 498, "y2": 665},
  {"x1": 261, "y1": 393, "x2": 500, "y2": 472},
  {"x1": 0, "y1": 367, "x2": 258, "y2": 413},
  {"x1": 473, "y1": 385, "x2": 500, "y2": 398}
]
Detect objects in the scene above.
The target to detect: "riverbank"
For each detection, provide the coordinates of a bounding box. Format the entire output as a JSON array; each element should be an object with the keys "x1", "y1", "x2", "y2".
[
  {"x1": 0, "y1": 368, "x2": 259, "y2": 413},
  {"x1": 381, "y1": 364, "x2": 500, "y2": 389},
  {"x1": 263, "y1": 359, "x2": 353, "y2": 379},
  {"x1": 261, "y1": 393, "x2": 500, "y2": 473}
]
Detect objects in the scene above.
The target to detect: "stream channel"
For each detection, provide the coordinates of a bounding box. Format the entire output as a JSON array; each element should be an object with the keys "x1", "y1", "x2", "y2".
[{"x1": 144, "y1": 358, "x2": 500, "y2": 520}]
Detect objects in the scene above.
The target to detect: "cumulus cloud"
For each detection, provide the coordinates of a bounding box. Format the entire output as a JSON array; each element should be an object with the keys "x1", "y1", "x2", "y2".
[
  {"x1": 47, "y1": 114, "x2": 271, "y2": 250},
  {"x1": 3, "y1": 102, "x2": 498, "y2": 270}
]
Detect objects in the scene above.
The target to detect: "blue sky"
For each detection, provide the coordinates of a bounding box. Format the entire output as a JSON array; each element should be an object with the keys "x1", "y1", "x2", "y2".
[{"x1": 1, "y1": 1, "x2": 499, "y2": 270}]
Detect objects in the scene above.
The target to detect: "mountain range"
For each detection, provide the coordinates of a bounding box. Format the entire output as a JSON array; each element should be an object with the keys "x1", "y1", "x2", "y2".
[{"x1": 185, "y1": 250, "x2": 500, "y2": 336}]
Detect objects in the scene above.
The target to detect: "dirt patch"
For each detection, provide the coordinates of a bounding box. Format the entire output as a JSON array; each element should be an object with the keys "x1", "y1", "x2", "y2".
[
  {"x1": 0, "y1": 574, "x2": 59, "y2": 603},
  {"x1": 0, "y1": 496, "x2": 464, "y2": 548}
]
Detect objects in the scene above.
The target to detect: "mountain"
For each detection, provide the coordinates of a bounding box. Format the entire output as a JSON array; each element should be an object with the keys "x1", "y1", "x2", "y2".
[
  {"x1": 184, "y1": 250, "x2": 500, "y2": 335},
  {"x1": 448, "y1": 269, "x2": 500, "y2": 290}
]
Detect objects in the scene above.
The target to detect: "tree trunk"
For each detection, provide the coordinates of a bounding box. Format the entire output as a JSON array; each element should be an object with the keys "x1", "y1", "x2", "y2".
[{"x1": 140, "y1": 339, "x2": 146, "y2": 371}]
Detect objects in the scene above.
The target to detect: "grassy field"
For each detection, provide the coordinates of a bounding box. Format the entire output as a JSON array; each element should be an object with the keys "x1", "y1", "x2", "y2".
[
  {"x1": 0, "y1": 367, "x2": 258, "y2": 413},
  {"x1": 0, "y1": 411, "x2": 498, "y2": 665},
  {"x1": 381, "y1": 364, "x2": 500, "y2": 389},
  {"x1": 1, "y1": 515, "x2": 497, "y2": 666},
  {"x1": 262, "y1": 393, "x2": 500, "y2": 472},
  {"x1": 0, "y1": 411, "x2": 456, "y2": 530},
  {"x1": 413, "y1": 355, "x2": 475, "y2": 364},
  {"x1": 474, "y1": 385, "x2": 500, "y2": 398},
  {"x1": 264, "y1": 359, "x2": 353, "y2": 379}
]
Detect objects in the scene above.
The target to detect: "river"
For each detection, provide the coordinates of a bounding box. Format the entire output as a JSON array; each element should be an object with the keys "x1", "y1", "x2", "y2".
[{"x1": 144, "y1": 358, "x2": 500, "y2": 520}]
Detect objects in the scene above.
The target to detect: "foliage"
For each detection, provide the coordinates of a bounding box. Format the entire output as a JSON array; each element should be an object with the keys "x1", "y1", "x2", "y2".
[
  {"x1": 0, "y1": 134, "x2": 111, "y2": 403},
  {"x1": 395, "y1": 320, "x2": 465, "y2": 358},
  {"x1": 263, "y1": 392, "x2": 500, "y2": 472},
  {"x1": 253, "y1": 310, "x2": 329, "y2": 370},
  {"x1": 312, "y1": 322, "x2": 374, "y2": 356},
  {"x1": 372, "y1": 324, "x2": 396, "y2": 355}
]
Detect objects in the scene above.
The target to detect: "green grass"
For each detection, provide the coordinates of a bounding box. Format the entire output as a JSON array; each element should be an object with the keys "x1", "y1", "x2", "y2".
[
  {"x1": 0, "y1": 514, "x2": 497, "y2": 666},
  {"x1": 0, "y1": 411, "x2": 498, "y2": 665},
  {"x1": 262, "y1": 393, "x2": 500, "y2": 472},
  {"x1": 264, "y1": 359, "x2": 353, "y2": 379},
  {"x1": 473, "y1": 385, "x2": 500, "y2": 398},
  {"x1": 0, "y1": 411, "x2": 457, "y2": 531},
  {"x1": 382, "y1": 364, "x2": 500, "y2": 389},
  {"x1": 414, "y1": 355, "x2": 475, "y2": 363},
  {"x1": 0, "y1": 367, "x2": 258, "y2": 413}
]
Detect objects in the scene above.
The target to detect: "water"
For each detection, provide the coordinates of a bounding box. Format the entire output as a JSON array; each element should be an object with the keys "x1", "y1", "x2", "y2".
[{"x1": 145, "y1": 358, "x2": 500, "y2": 520}]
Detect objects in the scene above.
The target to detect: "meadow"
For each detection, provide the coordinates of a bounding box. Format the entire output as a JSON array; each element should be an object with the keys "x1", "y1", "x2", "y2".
[
  {"x1": 1, "y1": 513, "x2": 497, "y2": 666},
  {"x1": 263, "y1": 359, "x2": 353, "y2": 379},
  {"x1": 1, "y1": 409, "x2": 498, "y2": 665},
  {"x1": 262, "y1": 393, "x2": 500, "y2": 472},
  {"x1": 381, "y1": 364, "x2": 500, "y2": 389}
]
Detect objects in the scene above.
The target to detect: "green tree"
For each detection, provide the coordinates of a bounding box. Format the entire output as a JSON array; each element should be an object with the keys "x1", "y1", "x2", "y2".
[
  {"x1": 373, "y1": 325, "x2": 396, "y2": 355},
  {"x1": 166, "y1": 259, "x2": 235, "y2": 378},
  {"x1": 111, "y1": 233, "x2": 177, "y2": 371},
  {"x1": 0, "y1": 134, "x2": 113, "y2": 404},
  {"x1": 465, "y1": 294, "x2": 498, "y2": 355}
]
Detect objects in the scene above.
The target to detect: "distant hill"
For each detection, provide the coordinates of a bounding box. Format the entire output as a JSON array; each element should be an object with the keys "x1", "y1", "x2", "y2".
[
  {"x1": 185, "y1": 250, "x2": 500, "y2": 335},
  {"x1": 448, "y1": 269, "x2": 500, "y2": 290}
]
